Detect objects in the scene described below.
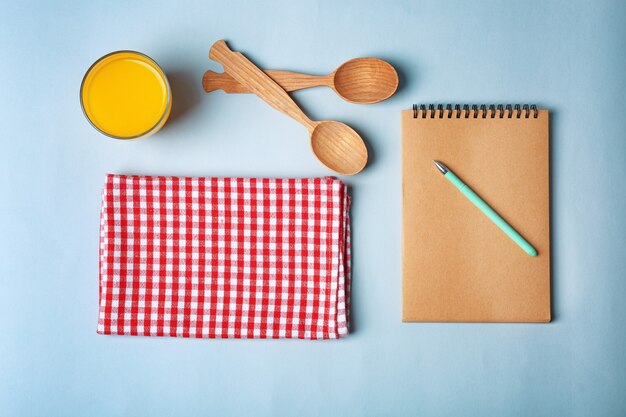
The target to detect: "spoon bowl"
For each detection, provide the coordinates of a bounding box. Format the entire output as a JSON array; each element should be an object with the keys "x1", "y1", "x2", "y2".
[
  {"x1": 332, "y1": 58, "x2": 399, "y2": 104},
  {"x1": 310, "y1": 121, "x2": 368, "y2": 175}
]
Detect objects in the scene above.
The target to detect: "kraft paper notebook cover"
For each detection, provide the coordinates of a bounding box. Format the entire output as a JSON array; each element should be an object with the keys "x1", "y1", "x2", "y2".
[{"x1": 402, "y1": 104, "x2": 550, "y2": 323}]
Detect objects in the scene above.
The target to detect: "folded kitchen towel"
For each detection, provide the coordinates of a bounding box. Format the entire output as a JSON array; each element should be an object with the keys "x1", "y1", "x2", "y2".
[{"x1": 98, "y1": 174, "x2": 351, "y2": 339}]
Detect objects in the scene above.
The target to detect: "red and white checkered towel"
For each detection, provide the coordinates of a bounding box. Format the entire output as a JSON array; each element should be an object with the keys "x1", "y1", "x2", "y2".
[{"x1": 98, "y1": 174, "x2": 351, "y2": 339}]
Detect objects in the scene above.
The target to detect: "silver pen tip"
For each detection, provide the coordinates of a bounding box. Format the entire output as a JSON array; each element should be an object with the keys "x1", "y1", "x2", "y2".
[{"x1": 433, "y1": 160, "x2": 448, "y2": 174}]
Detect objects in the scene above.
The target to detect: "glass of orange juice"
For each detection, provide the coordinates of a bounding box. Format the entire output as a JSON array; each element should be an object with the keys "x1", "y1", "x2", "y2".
[{"x1": 80, "y1": 51, "x2": 171, "y2": 139}]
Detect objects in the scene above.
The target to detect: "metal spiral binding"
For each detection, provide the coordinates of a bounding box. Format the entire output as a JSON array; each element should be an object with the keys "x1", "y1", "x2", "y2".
[{"x1": 412, "y1": 104, "x2": 538, "y2": 119}]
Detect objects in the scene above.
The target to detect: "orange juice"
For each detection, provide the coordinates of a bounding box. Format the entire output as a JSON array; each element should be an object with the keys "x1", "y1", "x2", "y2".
[{"x1": 80, "y1": 51, "x2": 171, "y2": 139}]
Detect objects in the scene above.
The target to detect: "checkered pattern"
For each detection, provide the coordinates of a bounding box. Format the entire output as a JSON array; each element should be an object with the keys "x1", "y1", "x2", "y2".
[{"x1": 98, "y1": 174, "x2": 351, "y2": 339}]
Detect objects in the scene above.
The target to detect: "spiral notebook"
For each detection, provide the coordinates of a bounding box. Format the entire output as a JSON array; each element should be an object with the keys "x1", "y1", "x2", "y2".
[{"x1": 402, "y1": 104, "x2": 551, "y2": 322}]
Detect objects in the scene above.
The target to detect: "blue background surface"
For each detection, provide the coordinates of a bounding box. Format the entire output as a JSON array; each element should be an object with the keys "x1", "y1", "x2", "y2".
[{"x1": 1, "y1": 1, "x2": 625, "y2": 415}]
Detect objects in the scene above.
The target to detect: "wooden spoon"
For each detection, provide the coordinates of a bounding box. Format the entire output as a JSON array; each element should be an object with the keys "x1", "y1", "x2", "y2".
[
  {"x1": 203, "y1": 58, "x2": 398, "y2": 104},
  {"x1": 209, "y1": 40, "x2": 368, "y2": 176}
]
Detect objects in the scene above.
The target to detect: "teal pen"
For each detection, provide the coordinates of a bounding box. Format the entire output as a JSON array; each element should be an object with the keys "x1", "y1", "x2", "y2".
[{"x1": 433, "y1": 161, "x2": 537, "y2": 257}]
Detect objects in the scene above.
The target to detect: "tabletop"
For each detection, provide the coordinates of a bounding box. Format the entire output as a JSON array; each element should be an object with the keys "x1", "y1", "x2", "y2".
[{"x1": 1, "y1": 0, "x2": 625, "y2": 416}]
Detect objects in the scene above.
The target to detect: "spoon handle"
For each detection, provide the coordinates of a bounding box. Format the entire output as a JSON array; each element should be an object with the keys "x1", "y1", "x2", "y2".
[
  {"x1": 203, "y1": 70, "x2": 333, "y2": 94},
  {"x1": 209, "y1": 40, "x2": 317, "y2": 131}
]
